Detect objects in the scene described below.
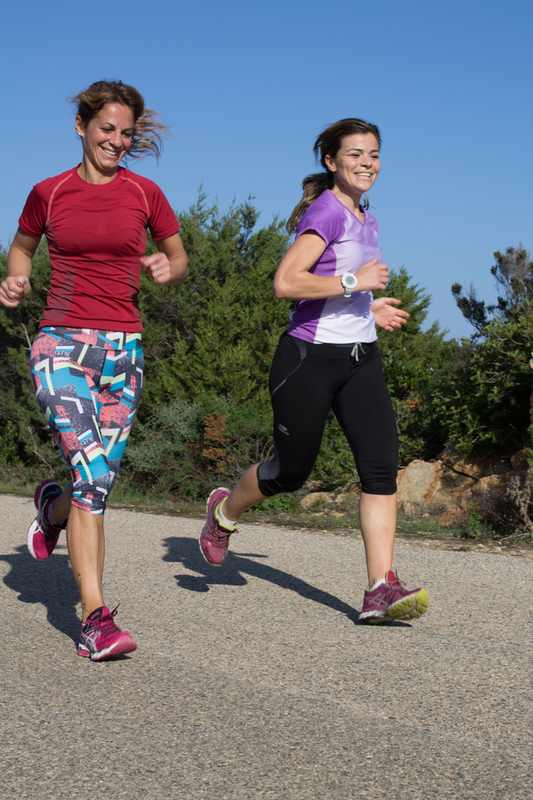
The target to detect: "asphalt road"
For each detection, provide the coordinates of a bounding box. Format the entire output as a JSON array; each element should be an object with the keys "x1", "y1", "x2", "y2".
[{"x1": 1, "y1": 493, "x2": 532, "y2": 800}]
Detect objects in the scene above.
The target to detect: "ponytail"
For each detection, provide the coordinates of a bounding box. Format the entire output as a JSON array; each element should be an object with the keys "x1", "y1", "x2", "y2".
[{"x1": 287, "y1": 173, "x2": 332, "y2": 234}]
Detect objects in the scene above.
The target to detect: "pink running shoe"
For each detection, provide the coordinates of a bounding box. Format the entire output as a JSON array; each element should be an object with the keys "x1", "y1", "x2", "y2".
[
  {"x1": 360, "y1": 570, "x2": 430, "y2": 624},
  {"x1": 77, "y1": 606, "x2": 137, "y2": 661},
  {"x1": 199, "y1": 487, "x2": 237, "y2": 566},
  {"x1": 26, "y1": 480, "x2": 65, "y2": 560}
]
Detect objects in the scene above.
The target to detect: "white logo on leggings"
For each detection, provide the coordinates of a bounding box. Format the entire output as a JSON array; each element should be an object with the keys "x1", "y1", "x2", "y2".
[{"x1": 278, "y1": 424, "x2": 289, "y2": 436}]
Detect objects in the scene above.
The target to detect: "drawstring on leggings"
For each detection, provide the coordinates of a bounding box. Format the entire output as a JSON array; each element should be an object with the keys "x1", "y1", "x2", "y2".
[{"x1": 350, "y1": 342, "x2": 366, "y2": 362}]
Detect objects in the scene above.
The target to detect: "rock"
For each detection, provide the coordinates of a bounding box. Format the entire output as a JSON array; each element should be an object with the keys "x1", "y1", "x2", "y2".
[
  {"x1": 511, "y1": 449, "x2": 529, "y2": 473},
  {"x1": 397, "y1": 460, "x2": 437, "y2": 504},
  {"x1": 397, "y1": 459, "x2": 476, "y2": 508},
  {"x1": 300, "y1": 488, "x2": 359, "y2": 509},
  {"x1": 439, "y1": 445, "x2": 511, "y2": 477},
  {"x1": 396, "y1": 456, "x2": 516, "y2": 528},
  {"x1": 300, "y1": 492, "x2": 330, "y2": 509},
  {"x1": 437, "y1": 502, "x2": 469, "y2": 528},
  {"x1": 438, "y1": 446, "x2": 486, "y2": 479},
  {"x1": 398, "y1": 500, "x2": 418, "y2": 517},
  {"x1": 335, "y1": 492, "x2": 359, "y2": 504},
  {"x1": 437, "y1": 475, "x2": 505, "y2": 528}
]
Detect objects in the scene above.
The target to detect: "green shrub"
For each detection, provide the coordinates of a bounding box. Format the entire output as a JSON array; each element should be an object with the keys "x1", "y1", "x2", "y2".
[{"x1": 123, "y1": 395, "x2": 273, "y2": 498}]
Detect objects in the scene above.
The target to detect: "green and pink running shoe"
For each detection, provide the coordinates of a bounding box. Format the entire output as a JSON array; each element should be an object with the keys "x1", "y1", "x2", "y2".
[
  {"x1": 360, "y1": 570, "x2": 430, "y2": 624},
  {"x1": 199, "y1": 487, "x2": 238, "y2": 566},
  {"x1": 26, "y1": 480, "x2": 66, "y2": 560},
  {"x1": 78, "y1": 606, "x2": 137, "y2": 661}
]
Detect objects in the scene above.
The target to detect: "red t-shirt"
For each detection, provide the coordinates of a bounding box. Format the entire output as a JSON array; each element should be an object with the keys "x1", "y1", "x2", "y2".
[{"x1": 19, "y1": 166, "x2": 181, "y2": 332}]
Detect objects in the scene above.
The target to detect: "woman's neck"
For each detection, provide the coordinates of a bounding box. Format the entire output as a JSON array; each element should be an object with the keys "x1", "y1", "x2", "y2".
[
  {"x1": 77, "y1": 160, "x2": 119, "y2": 185},
  {"x1": 331, "y1": 185, "x2": 365, "y2": 222}
]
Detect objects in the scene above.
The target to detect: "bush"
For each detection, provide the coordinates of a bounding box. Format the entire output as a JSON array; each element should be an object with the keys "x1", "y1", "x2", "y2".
[
  {"x1": 138, "y1": 194, "x2": 292, "y2": 415},
  {"x1": 123, "y1": 395, "x2": 273, "y2": 498},
  {"x1": 374, "y1": 267, "x2": 447, "y2": 464},
  {"x1": 475, "y1": 473, "x2": 533, "y2": 539},
  {"x1": 446, "y1": 246, "x2": 533, "y2": 459}
]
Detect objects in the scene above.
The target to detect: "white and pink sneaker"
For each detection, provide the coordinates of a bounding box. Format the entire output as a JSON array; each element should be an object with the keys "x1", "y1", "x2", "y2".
[
  {"x1": 199, "y1": 487, "x2": 237, "y2": 566},
  {"x1": 78, "y1": 606, "x2": 137, "y2": 661},
  {"x1": 26, "y1": 480, "x2": 65, "y2": 560},
  {"x1": 360, "y1": 570, "x2": 430, "y2": 624}
]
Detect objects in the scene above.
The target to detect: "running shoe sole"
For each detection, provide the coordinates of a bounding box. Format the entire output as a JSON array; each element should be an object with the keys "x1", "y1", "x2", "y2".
[
  {"x1": 387, "y1": 588, "x2": 430, "y2": 620},
  {"x1": 78, "y1": 637, "x2": 137, "y2": 661}
]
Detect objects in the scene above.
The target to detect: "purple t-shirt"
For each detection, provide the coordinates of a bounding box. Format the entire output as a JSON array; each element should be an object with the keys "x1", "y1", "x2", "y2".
[{"x1": 287, "y1": 190, "x2": 380, "y2": 344}]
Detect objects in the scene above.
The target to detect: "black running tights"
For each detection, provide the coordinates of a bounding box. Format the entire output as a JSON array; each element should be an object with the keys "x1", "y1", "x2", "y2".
[{"x1": 256, "y1": 332, "x2": 398, "y2": 497}]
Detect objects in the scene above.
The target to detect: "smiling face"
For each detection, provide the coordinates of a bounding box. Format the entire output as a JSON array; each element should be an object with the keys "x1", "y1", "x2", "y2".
[
  {"x1": 324, "y1": 132, "x2": 380, "y2": 201},
  {"x1": 75, "y1": 103, "x2": 135, "y2": 183}
]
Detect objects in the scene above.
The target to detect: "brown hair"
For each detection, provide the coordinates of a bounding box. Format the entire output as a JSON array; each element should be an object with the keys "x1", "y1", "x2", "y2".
[
  {"x1": 287, "y1": 118, "x2": 381, "y2": 234},
  {"x1": 71, "y1": 80, "x2": 169, "y2": 161}
]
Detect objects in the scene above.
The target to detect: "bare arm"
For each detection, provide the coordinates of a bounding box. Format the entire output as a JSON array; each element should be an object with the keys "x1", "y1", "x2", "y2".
[
  {"x1": 140, "y1": 232, "x2": 189, "y2": 286},
  {"x1": 0, "y1": 228, "x2": 41, "y2": 308},
  {"x1": 273, "y1": 231, "x2": 389, "y2": 300}
]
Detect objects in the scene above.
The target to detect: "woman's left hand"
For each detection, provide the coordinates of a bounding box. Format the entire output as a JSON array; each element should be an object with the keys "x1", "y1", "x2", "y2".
[
  {"x1": 371, "y1": 297, "x2": 409, "y2": 331},
  {"x1": 140, "y1": 252, "x2": 172, "y2": 284},
  {"x1": 140, "y1": 234, "x2": 188, "y2": 286}
]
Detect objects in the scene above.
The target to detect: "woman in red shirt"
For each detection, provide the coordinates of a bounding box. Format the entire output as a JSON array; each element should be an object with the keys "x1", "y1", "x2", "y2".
[{"x1": 0, "y1": 80, "x2": 188, "y2": 660}]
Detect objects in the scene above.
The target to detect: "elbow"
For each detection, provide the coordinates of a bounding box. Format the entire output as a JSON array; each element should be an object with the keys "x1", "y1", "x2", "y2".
[{"x1": 273, "y1": 275, "x2": 291, "y2": 299}]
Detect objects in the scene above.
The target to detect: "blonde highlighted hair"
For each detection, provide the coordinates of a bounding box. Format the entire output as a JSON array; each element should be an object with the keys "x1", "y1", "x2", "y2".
[
  {"x1": 71, "y1": 80, "x2": 169, "y2": 161},
  {"x1": 287, "y1": 118, "x2": 381, "y2": 234}
]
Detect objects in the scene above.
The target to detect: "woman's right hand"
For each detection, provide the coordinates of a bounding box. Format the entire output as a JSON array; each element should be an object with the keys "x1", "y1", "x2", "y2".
[
  {"x1": 356, "y1": 257, "x2": 389, "y2": 292},
  {"x1": 0, "y1": 275, "x2": 31, "y2": 308},
  {"x1": 3, "y1": 230, "x2": 40, "y2": 308},
  {"x1": 273, "y1": 233, "x2": 389, "y2": 300}
]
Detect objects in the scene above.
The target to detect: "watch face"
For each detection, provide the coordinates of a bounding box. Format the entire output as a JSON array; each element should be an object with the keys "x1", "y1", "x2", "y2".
[{"x1": 343, "y1": 274, "x2": 356, "y2": 289}]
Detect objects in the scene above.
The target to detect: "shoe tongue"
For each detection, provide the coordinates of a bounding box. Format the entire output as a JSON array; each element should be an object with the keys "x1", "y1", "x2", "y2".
[
  {"x1": 385, "y1": 570, "x2": 397, "y2": 583},
  {"x1": 87, "y1": 606, "x2": 107, "y2": 621}
]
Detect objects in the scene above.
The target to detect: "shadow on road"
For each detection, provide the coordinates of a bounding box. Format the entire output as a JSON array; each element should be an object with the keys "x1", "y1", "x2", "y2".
[
  {"x1": 163, "y1": 535, "x2": 361, "y2": 624},
  {"x1": 0, "y1": 544, "x2": 80, "y2": 644}
]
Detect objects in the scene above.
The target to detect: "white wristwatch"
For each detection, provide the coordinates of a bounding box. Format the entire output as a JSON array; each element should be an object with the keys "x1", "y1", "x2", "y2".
[{"x1": 341, "y1": 273, "x2": 358, "y2": 298}]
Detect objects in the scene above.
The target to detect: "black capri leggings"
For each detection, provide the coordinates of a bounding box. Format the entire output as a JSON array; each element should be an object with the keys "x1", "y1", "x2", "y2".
[{"x1": 257, "y1": 332, "x2": 398, "y2": 497}]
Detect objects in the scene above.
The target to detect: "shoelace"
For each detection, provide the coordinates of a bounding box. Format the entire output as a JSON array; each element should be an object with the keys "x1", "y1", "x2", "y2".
[
  {"x1": 386, "y1": 574, "x2": 411, "y2": 602},
  {"x1": 213, "y1": 527, "x2": 231, "y2": 542},
  {"x1": 42, "y1": 517, "x2": 64, "y2": 540},
  {"x1": 91, "y1": 605, "x2": 120, "y2": 634}
]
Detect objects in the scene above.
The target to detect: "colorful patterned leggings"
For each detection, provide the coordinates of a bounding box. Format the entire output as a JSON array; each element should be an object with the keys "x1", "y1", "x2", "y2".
[{"x1": 30, "y1": 327, "x2": 144, "y2": 515}]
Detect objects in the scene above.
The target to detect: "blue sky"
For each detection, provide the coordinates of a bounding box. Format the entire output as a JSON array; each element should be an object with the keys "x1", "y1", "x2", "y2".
[{"x1": 1, "y1": 0, "x2": 531, "y2": 339}]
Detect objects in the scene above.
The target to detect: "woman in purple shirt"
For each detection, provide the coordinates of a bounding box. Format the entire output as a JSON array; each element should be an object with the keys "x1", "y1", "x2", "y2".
[{"x1": 200, "y1": 118, "x2": 429, "y2": 623}]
